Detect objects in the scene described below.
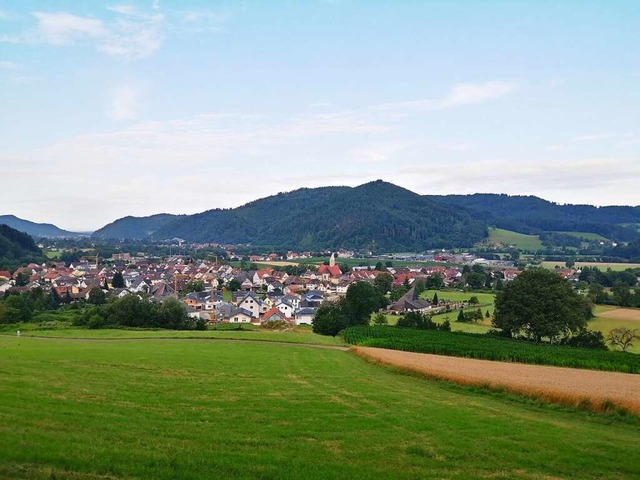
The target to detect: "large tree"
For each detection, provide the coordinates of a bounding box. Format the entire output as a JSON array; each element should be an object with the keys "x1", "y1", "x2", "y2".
[
  {"x1": 373, "y1": 273, "x2": 393, "y2": 295},
  {"x1": 312, "y1": 299, "x2": 348, "y2": 336},
  {"x1": 493, "y1": 269, "x2": 591, "y2": 342},
  {"x1": 344, "y1": 281, "x2": 386, "y2": 326},
  {"x1": 111, "y1": 271, "x2": 125, "y2": 289}
]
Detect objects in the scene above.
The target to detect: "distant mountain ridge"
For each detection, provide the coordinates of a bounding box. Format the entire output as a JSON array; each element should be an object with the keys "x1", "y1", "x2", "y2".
[
  {"x1": 0, "y1": 215, "x2": 82, "y2": 238},
  {"x1": 428, "y1": 194, "x2": 640, "y2": 241},
  {"x1": 149, "y1": 181, "x2": 488, "y2": 250},
  {"x1": 92, "y1": 214, "x2": 182, "y2": 240}
]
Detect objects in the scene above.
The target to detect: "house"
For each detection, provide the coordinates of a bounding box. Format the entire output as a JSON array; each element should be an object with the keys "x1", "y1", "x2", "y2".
[
  {"x1": 275, "y1": 300, "x2": 295, "y2": 318},
  {"x1": 227, "y1": 307, "x2": 253, "y2": 324},
  {"x1": 294, "y1": 307, "x2": 315, "y2": 326},
  {"x1": 259, "y1": 307, "x2": 291, "y2": 324},
  {"x1": 237, "y1": 292, "x2": 268, "y2": 318}
]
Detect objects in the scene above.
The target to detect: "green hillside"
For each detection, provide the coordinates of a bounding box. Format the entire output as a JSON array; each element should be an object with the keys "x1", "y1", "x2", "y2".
[
  {"x1": 152, "y1": 181, "x2": 488, "y2": 251},
  {"x1": 431, "y1": 193, "x2": 640, "y2": 241},
  {"x1": 485, "y1": 227, "x2": 544, "y2": 251},
  {"x1": 92, "y1": 213, "x2": 182, "y2": 239},
  {"x1": 0, "y1": 224, "x2": 46, "y2": 270}
]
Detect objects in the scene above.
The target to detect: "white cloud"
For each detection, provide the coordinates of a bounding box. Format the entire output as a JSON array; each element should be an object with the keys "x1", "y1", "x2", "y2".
[
  {"x1": 436, "y1": 142, "x2": 476, "y2": 152},
  {"x1": 33, "y1": 12, "x2": 109, "y2": 45},
  {"x1": 27, "y1": 8, "x2": 164, "y2": 59},
  {"x1": 108, "y1": 85, "x2": 141, "y2": 120},
  {"x1": 0, "y1": 9, "x2": 12, "y2": 20},
  {"x1": 372, "y1": 81, "x2": 517, "y2": 115},
  {"x1": 393, "y1": 157, "x2": 640, "y2": 205},
  {"x1": 441, "y1": 81, "x2": 516, "y2": 107},
  {"x1": 0, "y1": 60, "x2": 19, "y2": 69},
  {"x1": 351, "y1": 142, "x2": 413, "y2": 164},
  {"x1": 570, "y1": 133, "x2": 613, "y2": 142}
]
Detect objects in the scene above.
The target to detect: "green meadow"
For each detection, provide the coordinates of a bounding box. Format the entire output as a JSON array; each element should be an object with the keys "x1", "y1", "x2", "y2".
[
  {"x1": 485, "y1": 228, "x2": 544, "y2": 251},
  {"x1": 1, "y1": 334, "x2": 639, "y2": 479}
]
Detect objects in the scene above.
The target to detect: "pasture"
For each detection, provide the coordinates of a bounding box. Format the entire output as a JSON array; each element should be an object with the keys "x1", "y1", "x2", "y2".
[
  {"x1": 485, "y1": 228, "x2": 544, "y2": 251},
  {"x1": 1, "y1": 335, "x2": 639, "y2": 479},
  {"x1": 591, "y1": 306, "x2": 640, "y2": 354},
  {"x1": 542, "y1": 261, "x2": 640, "y2": 271}
]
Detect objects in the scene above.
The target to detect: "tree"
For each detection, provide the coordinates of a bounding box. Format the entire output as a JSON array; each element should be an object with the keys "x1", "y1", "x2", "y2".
[
  {"x1": 607, "y1": 327, "x2": 639, "y2": 352},
  {"x1": 87, "y1": 287, "x2": 106, "y2": 305},
  {"x1": 112, "y1": 271, "x2": 125, "y2": 289},
  {"x1": 183, "y1": 281, "x2": 205, "y2": 294},
  {"x1": 344, "y1": 281, "x2": 386, "y2": 326},
  {"x1": 466, "y1": 272, "x2": 485, "y2": 290},
  {"x1": 1, "y1": 295, "x2": 33, "y2": 323},
  {"x1": 468, "y1": 296, "x2": 479, "y2": 305},
  {"x1": 227, "y1": 279, "x2": 241, "y2": 292},
  {"x1": 373, "y1": 273, "x2": 393, "y2": 295},
  {"x1": 425, "y1": 275, "x2": 443, "y2": 290},
  {"x1": 432, "y1": 292, "x2": 439, "y2": 306},
  {"x1": 457, "y1": 309, "x2": 465, "y2": 322},
  {"x1": 375, "y1": 261, "x2": 384, "y2": 271},
  {"x1": 493, "y1": 269, "x2": 591, "y2": 342},
  {"x1": 389, "y1": 285, "x2": 409, "y2": 301},
  {"x1": 396, "y1": 311, "x2": 450, "y2": 331},
  {"x1": 312, "y1": 300, "x2": 348, "y2": 336},
  {"x1": 14, "y1": 270, "x2": 31, "y2": 287},
  {"x1": 372, "y1": 312, "x2": 388, "y2": 325}
]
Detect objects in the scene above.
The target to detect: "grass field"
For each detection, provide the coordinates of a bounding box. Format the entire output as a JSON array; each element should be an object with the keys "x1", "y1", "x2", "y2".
[
  {"x1": 542, "y1": 261, "x2": 640, "y2": 271},
  {"x1": 485, "y1": 228, "x2": 544, "y2": 251},
  {"x1": 1, "y1": 336, "x2": 639, "y2": 479},
  {"x1": 551, "y1": 231, "x2": 609, "y2": 241},
  {"x1": 591, "y1": 306, "x2": 640, "y2": 354},
  {"x1": 0, "y1": 324, "x2": 344, "y2": 346}
]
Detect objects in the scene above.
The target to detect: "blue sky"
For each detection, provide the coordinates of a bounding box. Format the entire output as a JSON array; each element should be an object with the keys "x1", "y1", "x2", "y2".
[{"x1": 1, "y1": 1, "x2": 639, "y2": 231}]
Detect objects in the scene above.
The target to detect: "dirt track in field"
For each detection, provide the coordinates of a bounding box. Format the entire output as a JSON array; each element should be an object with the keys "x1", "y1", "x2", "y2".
[
  {"x1": 354, "y1": 347, "x2": 640, "y2": 414},
  {"x1": 597, "y1": 308, "x2": 640, "y2": 322}
]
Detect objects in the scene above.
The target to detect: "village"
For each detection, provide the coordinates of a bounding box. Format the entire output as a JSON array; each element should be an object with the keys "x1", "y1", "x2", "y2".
[{"x1": 0, "y1": 247, "x2": 562, "y2": 327}]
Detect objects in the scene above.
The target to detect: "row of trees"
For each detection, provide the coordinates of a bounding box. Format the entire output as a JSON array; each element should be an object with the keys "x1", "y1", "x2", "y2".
[{"x1": 76, "y1": 295, "x2": 205, "y2": 330}]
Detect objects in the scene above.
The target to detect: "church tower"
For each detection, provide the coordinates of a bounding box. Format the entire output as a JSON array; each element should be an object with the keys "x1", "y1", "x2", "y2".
[{"x1": 329, "y1": 253, "x2": 336, "y2": 267}]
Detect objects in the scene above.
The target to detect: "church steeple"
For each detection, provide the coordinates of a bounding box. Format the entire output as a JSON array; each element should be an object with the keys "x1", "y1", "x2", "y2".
[{"x1": 329, "y1": 253, "x2": 336, "y2": 267}]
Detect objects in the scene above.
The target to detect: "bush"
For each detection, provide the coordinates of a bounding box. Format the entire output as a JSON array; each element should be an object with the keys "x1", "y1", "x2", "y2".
[
  {"x1": 260, "y1": 320, "x2": 289, "y2": 330},
  {"x1": 560, "y1": 329, "x2": 607, "y2": 350}
]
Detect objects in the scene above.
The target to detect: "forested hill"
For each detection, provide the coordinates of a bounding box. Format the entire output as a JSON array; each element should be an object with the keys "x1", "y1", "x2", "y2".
[
  {"x1": 150, "y1": 181, "x2": 488, "y2": 250},
  {"x1": 92, "y1": 214, "x2": 183, "y2": 239},
  {"x1": 0, "y1": 224, "x2": 46, "y2": 270},
  {"x1": 0, "y1": 215, "x2": 80, "y2": 238},
  {"x1": 429, "y1": 194, "x2": 640, "y2": 241}
]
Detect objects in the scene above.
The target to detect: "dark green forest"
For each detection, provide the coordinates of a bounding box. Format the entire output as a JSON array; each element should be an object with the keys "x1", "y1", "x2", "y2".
[
  {"x1": 92, "y1": 213, "x2": 182, "y2": 239},
  {"x1": 0, "y1": 224, "x2": 46, "y2": 270},
  {"x1": 148, "y1": 181, "x2": 488, "y2": 250},
  {"x1": 431, "y1": 193, "x2": 640, "y2": 241}
]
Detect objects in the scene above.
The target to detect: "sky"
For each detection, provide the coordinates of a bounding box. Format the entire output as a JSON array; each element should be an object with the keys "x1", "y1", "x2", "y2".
[{"x1": 1, "y1": 0, "x2": 639, "y2": 231}]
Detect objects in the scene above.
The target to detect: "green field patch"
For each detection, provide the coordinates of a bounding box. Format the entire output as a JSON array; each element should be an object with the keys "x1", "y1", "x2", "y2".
[
  {"x1": 542, "y1": 261, "x2": 640, "y2": 271},
  {"x1": 485, "y1": 228, "x2": 544, "y2": 251},
  {"x1": 0, "y1": 325, "x2": 344, "y2": 346},
  {"x1": 551, "y1": 231, "x2": 609, "y2": 241},
  {"x1": 0, "y1": 338, "x2": 638, "y2": 479}
]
